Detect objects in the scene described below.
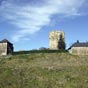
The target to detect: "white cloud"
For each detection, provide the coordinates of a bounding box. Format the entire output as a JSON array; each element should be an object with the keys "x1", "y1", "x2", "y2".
[{"x1": 0, "y1": 0, "x2": 87, "y2": 42}]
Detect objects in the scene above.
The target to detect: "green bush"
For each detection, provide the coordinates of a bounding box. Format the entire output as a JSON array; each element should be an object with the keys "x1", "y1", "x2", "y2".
[{"x1": 14, "y1": 50, "x2": 68, "y2": 55}]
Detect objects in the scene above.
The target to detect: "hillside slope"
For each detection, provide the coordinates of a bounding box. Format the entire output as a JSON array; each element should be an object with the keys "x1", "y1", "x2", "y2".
[{"x1": 0, "y1": 53, "x2": 88, "y2": 88}]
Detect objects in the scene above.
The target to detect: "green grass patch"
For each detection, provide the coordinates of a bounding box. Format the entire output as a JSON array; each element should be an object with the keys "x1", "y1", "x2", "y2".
[
  {"x1": 0, "y1": 53, "x2": 88, "y2": 88},
  {"x1": 14, "y1": 50, "x2": 68, "y2": 55}
]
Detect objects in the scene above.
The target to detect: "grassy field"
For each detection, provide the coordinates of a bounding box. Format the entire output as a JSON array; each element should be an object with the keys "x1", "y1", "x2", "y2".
[{"x1": 0, "y1": 52, "x2": 88, "y2": 88}]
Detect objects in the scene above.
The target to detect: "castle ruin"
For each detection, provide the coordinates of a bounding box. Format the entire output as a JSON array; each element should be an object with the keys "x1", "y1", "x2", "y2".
[{"x1": 49, "y1": 31, "x2": 65, "y2": 50}]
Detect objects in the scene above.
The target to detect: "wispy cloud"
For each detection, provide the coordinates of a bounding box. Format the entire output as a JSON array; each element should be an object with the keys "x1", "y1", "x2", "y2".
[{"x1": 0, "y1": 0, "x2": 87, "y2": 42}]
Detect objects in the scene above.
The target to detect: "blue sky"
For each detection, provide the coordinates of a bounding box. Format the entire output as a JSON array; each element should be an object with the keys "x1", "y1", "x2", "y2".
[{"x1": 0, "y1": 0, "x2": 88, "y2": 51}]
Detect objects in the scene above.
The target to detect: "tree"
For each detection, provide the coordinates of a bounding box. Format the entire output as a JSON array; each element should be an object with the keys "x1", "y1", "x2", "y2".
[
  {"x1": 39, "y1": 47, "x2": 47, "y2": 50},
  {"x1": 58, "y1": 34, "x2": 66, "y2": 50}
]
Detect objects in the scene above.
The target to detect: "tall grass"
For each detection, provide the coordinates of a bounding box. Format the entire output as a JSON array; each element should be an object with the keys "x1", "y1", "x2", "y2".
[{"x1": 0, "y1": 53, "x2": 88, "y2": 88}]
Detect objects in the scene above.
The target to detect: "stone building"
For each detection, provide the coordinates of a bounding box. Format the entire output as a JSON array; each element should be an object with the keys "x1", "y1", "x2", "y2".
[
  {"x1": 49, "y1": 31, "x2": 65, "y2": 50},
  {"x1": 0, "y1": 39, "x2": 14, "y2": 55},
  {"x1": 68, "y1": 41, "x2": 88, "y2": 55}
]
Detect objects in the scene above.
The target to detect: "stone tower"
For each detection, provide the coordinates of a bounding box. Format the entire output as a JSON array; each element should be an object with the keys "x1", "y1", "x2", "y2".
[
  {"x1": 0, "y1": 39, "x2": 13, "y2": 55},
  {"x1": 49, "y1": 31, "x2": 65, "y2": 50}
]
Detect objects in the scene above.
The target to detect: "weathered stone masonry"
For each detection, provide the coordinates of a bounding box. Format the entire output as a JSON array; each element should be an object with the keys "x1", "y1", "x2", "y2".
[
  {"x1": 0, "y1": 39, "x2": 13, "y2": 55},
  {"x1": 49, "y1": 31, "x2": 65, "y2": 50}
]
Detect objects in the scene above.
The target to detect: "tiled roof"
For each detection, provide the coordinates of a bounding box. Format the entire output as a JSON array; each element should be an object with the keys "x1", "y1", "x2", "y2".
[
  {"x1": 0, "y1": 39, "x2": 13, "y2": 44},
  {"x1": 68, "y1": 42, "x2": 88, "y2": 49},
  {"x1": 72, "y1": 42, "x2": 88, "y2": 47}
]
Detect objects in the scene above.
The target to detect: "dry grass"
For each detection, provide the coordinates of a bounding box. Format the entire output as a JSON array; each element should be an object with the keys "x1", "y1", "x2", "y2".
[{"x1": 0, "y1": 53, "x2": 88, "y2": 88}]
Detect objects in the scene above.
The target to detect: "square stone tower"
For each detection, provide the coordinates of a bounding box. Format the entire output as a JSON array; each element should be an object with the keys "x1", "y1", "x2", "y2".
[
  {"x1": 0, "y1": 39, "x2": 14, "y2": 55},
  {"x1": 49, "y1": 31, "x2": 65, "y2": 50}
]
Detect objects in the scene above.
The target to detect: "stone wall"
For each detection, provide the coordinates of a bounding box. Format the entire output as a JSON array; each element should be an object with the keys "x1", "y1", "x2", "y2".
[
  {"x1": 7, "y1": 43, "x2": 13, "y2": 55},
  {"x1": 0, "y1": 43, "x2": 7, "y2": 55},
  {"x1": 0, "y1": 42, "x2": 13, "y2": 55},
  {"x1": 49, "y1": 31, "x2": 65, "y2": 50},
  {"x1": 69, "y1": 47, "x2": 88, "y2": 55}
]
